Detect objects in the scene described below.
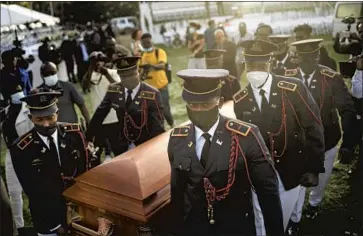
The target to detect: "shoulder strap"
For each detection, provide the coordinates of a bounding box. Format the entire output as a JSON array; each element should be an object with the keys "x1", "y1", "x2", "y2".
[
  {"x1": 171, "y1": 126, "x2": 190, "y2": 137},
  {"x1": 155, "y1": 48, "x2": 159, "y2": 60},
  {"x1": 225, "y1": 119, "x2": 251, "y2": 137}
]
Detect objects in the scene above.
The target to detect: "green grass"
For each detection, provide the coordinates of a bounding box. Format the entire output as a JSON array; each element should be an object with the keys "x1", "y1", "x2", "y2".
[{"x1": 0, "y1": 35, "x2": 360, "y2": 232}]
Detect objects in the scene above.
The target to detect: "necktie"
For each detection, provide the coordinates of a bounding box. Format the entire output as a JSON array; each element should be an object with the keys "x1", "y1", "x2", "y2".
[
  {"x1": 48, "y1": 135, "x2": 60, "y2": 166},
  {"x1": 259, "y1": 89, "x2": 268, "y2": 112},
  {"x1": 304, "y1": 74, "x2": 310, "y2": 88},
  {"x1": 200, "y1": 133, "x2": 211, "y2": 168},
  {"x1": 126, "y1": 89, "x2": 133, "y2": 108}
]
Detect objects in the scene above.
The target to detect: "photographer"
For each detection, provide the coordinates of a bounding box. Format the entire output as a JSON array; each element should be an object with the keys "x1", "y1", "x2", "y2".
[
  {"x1": 140, "y1": 33, "x2": 174, "y2": 128},
  {"x1": 38, "y1": 37, "x2": 62, "y2": 65},
  {"x1": 335, "y1": 17, "x2": 363, "y2": 235},
  {"x1": 334, "y1": 17, "x2": 363, "y2": 57},
  {"x1": 1, "y1": 50, "x2": 32, "y2": 99},
  {"x1": 82, "y1": 51, "x2": 121, "y2": 163}
]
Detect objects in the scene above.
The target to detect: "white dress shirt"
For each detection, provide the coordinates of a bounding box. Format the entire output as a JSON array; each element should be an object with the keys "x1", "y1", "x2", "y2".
[
  {"x1": 37, "y1": 129, "x2": 60, "y2": 166},
  {"x1": 124, "y1": 82, "x2": 141, "y2": 101},
  {"x1": 90, "y1": 68, "x2": 121, "y2": 124},
  {"x1": 299, "y1": 69, "x2": 316, "y2": 87},
  {"x1": 251, "y1": 73, "x2": 273, "y2": 111},
  {"x1": 194, "y1": 117, "x2": 220, "y2": 160},
  {"x1": 125, "y1": 82, "x2": 141, "y2": 151},
  {"x1": 352, "y1": 69, "x2": 363, "y2": 99}
]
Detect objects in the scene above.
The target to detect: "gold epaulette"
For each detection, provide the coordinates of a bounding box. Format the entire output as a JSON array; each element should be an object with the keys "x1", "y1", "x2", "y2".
[
  {"x1": 171, "y1": 126, "x2": 190, "y2": 137},
  {"x1": 226, "y1": 120, "x2": 251, "y2": 137},
  {"x1": 140, "y1": 91, "x2": 156, "y2": 100},
  {"x1": 233, "y1": 89, "x2": 248, "y2": 103},
  {"x1": 284, "y1": 68, "x2": 298, "y2": 77},
  {"x1": 107, "y1": 83, "x2": 122, "y2": 93},
  {"x1": 277, "y1": 81, "x2": 297, "y2": 92},
  {"x1": 61, "y1": 123, "x2": 80, "y2": 132},
  {"x1": 16, "y1": 132, "x2": 33, "y2": 150},
  {"x1": 321, "y1": 68, "x2": 336, "y2": 78}
]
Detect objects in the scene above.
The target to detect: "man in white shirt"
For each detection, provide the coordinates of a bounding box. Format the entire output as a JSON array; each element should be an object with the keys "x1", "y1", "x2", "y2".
[{"x1": 9, "y1": 89, "x2": 88, "y2": 236}]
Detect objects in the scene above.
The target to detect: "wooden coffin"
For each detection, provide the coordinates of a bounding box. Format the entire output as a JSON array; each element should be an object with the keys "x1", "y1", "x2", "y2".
[{"x1": 63, "y1": 101, "x2": 236, "y2": 235}]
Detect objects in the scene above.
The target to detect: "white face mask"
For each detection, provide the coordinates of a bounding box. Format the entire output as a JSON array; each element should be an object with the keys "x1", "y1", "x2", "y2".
[
  {"x1": 44, "y1": 74, "x2": 58, "y2": 87},
  {"x1": 11, "y1": 91, "x2": 25, "y2": 104},
  {"x1": 143, "y1": 47, "x2": 153, "y2": 52},
  {"x1": 246, "y1": 71, "x2": 269, "y2": 88}
]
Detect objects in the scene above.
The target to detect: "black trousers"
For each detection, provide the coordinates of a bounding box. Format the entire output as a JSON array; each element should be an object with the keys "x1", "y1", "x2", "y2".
[
  {"x1": 64, "y1": 58, "x2": 75, "y2": 82},
  {"x1": 94, "y1": 122, "x2": 125, "y2": 159},
  {"x1": 159, "y1": 86, "x2": 174, "y2": 126},
  {"x1": 76, "y1": 61, "x2": 89, "y2": 83}
]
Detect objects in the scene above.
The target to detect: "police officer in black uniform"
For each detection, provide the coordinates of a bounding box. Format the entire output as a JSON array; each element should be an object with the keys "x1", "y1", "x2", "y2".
[
  {"x1": 86, "y1": 56, "x2": 165, "y2": 155},
  {"x1": 285, "y1": 39, "x2": 356, "y2": 232},
  {"x1": 203, "y1": 49, "x2": 241, "y2": 102},
  {"x1": 9, "y1": 89, "x2": 89, "y2": 236},
  {"x1": 233, "y1": 40, "x2": 325, "y2": 235},
  {"x1": 168, "y1": 68, "x2": 284, "y2": 236},
  {"x1": 268, "y1": 35, "x2": 298, "y2": 75}
]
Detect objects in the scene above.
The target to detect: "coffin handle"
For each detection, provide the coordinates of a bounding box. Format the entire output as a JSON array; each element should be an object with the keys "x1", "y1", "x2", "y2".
[{"x1": 71, "y1": 222, "x2": 100, "y2": 236}]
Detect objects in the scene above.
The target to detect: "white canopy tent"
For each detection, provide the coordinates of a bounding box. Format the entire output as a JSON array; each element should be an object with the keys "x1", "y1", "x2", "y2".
[{"x1": 1, "y1": 4, "x2": 60, "y2": 27}]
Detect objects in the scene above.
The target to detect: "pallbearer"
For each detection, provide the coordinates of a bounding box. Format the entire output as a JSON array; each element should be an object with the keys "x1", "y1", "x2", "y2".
[
  {"x1": 268, "y1": 35, "x2": 298, "y2": 75},
  {"x1": 9, "y1": 89, "x2": 89, "y2": 236},
  {"x1": 86, "y1": 56, "x2": 165, "y2": 155},
  {"x1": 168, "y1": 68, "x2": 284, "y2": 236},
  {"x1": 233, "y1": 40, "x2": 325, "y2": 234},
  {"x1": 285, "y1": 39, "x2": 356, "y2": 234}
]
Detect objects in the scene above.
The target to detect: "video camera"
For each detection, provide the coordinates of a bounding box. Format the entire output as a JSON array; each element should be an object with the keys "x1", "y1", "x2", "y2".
[
  {"x1": 11, "y1": 40, "x2": 35, "y2": 70},
  {"x1": 139, "y1": 64, "x2": 153, "y2": 81},
  {"x1": 335, "y1": 16, "x2": 363, "y2": 77}
]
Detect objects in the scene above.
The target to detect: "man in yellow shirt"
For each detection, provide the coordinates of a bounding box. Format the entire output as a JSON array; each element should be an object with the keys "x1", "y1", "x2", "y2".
[{"x1": 140, "y1": 33, "x2": 174, "y2": 127}]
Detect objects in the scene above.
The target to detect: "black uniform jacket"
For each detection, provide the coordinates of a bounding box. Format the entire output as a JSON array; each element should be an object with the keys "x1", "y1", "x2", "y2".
[
  {"x1": 86, "y1": 81, "x2": 165, "y2": 154},
  {"x1": 233, "y1": 75, "x2": 325, "y2": 190},
  {"x1": 9, "y1": 123, "x2": 88, "y2": 234},
  {"x1": 285, "y1": 65, "x2": 356, "y2": 151},
  {"x1": 168, "y1": 116, "x2": 284, "y2": 236}
]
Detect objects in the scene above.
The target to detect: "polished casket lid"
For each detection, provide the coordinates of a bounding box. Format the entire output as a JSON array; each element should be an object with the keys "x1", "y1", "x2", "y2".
[{"x1": 63, "y1": 101, "x2": 235, "y2": 221}]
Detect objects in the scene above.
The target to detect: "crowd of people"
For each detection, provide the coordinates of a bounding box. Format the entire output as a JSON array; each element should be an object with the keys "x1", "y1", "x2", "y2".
[{"x1": 0, "y1": 15, "x2": 363, "y2": 236}]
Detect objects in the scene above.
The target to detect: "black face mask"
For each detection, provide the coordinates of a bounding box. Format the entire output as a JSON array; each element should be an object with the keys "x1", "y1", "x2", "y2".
[
  {"x1": 299, "y1": 59, "x2": 319, "y2": 75},
  {"x1": 34, "y1": 123, "x2": 57, "y2": 136},
  {"x1": 187, "y1": 106, "x2": 219, "y2": 132}
]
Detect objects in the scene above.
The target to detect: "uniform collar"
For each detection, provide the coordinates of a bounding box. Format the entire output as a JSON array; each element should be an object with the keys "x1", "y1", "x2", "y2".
[
  {"x1": 300, "y1": 69, "x2": 316, "y2": 79},
  {"x1": 124, "y1": 82, "x2": 141, "y2": 100},
  {"x1": 37, "y1": 129, "x2": 58, "y2": 147},
  {"x1": 194, "y1": 116, "x2": 220, "y2": 142},
  {"x1": 251, "y1": 73, "x2": 273, "y2": 97}
]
